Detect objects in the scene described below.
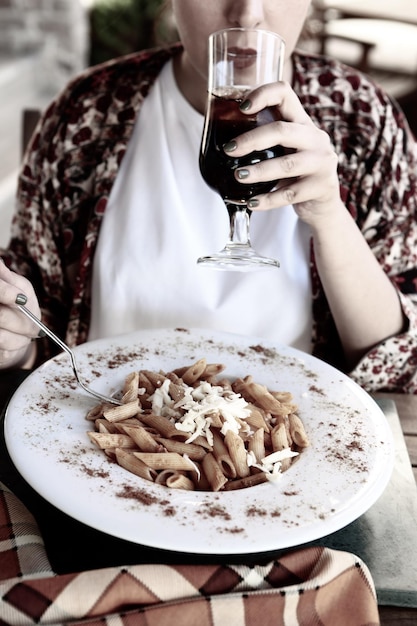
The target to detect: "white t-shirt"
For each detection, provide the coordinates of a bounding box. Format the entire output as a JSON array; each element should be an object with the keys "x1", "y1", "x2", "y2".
[{"x1": 89, "y1": 60, "x2": 312, "y2": 351}]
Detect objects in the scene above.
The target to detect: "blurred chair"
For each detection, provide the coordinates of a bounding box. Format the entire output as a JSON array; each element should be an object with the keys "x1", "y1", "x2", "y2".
[{"x1": 309, "y1": 0, "x2": 417, "y2": 134}]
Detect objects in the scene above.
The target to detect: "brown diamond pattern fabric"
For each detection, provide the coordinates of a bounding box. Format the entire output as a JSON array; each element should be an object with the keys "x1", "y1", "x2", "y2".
[{"x1": 0, "y1": 481, "x2": 380, "y2": 625}]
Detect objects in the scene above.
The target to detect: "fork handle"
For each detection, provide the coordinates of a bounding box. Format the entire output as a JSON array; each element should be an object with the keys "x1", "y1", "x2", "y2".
[
  {"x1": 15, "y1": 301, "x2": 72, "y2": 359},
  {"x1": 15, "y1": 296, "x2": 122, "y2": 406}
]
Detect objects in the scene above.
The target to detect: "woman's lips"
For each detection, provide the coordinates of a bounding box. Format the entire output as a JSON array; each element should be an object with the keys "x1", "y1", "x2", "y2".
[{"x1": 228, "y1": 47, "x2": 257, "y2": 70}]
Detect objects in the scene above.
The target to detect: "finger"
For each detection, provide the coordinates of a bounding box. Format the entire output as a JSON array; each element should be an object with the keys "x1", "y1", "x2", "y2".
[
  {"x1": 235, "y1": 147, "x2": 305, "y2": 185},
  {"x1": 0, "y1": 260, "x2": 34, "y2": 306},
  {"x1": 0, "y1": 308, "x2": 36, "y2": 369},
  {"x1": 0, "y1": 326, "x2": 35, "y2": 351},
  {"x1": 247, "y1": 177, "x2": 313, "y2": 211},
  {"x1": 248, "y1": 173, "x2": 338, "y2": 212},
  {"x1": 224, "y1": 119, "x2": 328, "y2": 158},
  {"x1": 0, "y1": 338, "x2": 35, "y2": 370},
  {"x1": 235, "y1": 143, "x2": 337, "y2": 187},
  {"x1": 0, "y1": 262, "x2": 41, "y2": 339},
  {"x1": 0, "y1": 261, "x2": 40, "y2": 314},
  {"x1": 241, "y1": 81, "x2": 312, "y2": 125},
  {"x1": 0, "y1": 301, "x2": 40, "y2": 339},
  {"x1": 224, "y1": 120, "x2": 296, "y2": 157}
]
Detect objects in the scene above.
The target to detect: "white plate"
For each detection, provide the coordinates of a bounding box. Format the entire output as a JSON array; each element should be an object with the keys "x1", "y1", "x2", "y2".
[{"x1": 5, "y1": 328, "x2": 394, "y2": 555}]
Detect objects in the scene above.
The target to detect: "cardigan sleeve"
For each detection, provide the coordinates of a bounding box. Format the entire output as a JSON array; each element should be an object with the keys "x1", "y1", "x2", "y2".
[
  {"x1": 336, "y1": 81, "x2": 417, "y2": 392},
  {"x1": 1, "y1": 97, "x2": 72, "y2": 363},
  {"x1": 349, "y1": 292, "x2": 417, "y2": 393},
  {"x1": 1, "y1": 47, "x2": 177, "y2": 363},
  {"x1": 294, "y1": 52, "x2": 417, "y2": 392},
  {"x1": 347, "y1": 95, "x2": 417, "y2": 392}
]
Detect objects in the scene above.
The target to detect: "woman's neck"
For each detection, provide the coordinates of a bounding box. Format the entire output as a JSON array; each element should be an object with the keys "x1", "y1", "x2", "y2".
[{"x1": 172, "y1": 52, "x2": 207, "y2": 114}]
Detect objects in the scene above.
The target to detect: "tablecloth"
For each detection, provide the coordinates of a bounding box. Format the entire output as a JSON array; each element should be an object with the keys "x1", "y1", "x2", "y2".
[{"x1": 0, "y1": 479, "x2": 381, "y2": 626}]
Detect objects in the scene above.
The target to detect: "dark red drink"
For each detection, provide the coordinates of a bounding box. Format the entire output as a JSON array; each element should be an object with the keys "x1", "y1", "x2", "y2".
[{"x1": 199, "y1": 93, "x2": 289, "y2": 203}]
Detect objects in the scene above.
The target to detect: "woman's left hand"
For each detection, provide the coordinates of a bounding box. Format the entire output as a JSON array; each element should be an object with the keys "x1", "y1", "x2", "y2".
[
  {"x1": 224, "y1": 80, "x2": 344, "y2": 230},
  {"x1": 225, "y1": 80, "x2": 406, "y2": 368}
]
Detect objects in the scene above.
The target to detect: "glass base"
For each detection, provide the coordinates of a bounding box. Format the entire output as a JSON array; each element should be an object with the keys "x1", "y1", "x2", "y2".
[{"x1": 197, "y1": 244, "x2": 280, "y2": 272}]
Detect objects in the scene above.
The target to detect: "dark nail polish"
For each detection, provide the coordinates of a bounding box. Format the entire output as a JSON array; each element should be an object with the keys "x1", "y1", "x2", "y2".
[
  {"x1": 237, "y1": 169, "x2": 250, "y2": 180},
  {"x1": 240, "y1": 99, "x2": 252, "y2": 112},
  {"x1": 15, "y1": 293, "x2": 28, "y2": 305},
  {"x1": 223, "y1": 140, "x2": 237, "y2": 152},
  {"x1": 247, "y1": 198, "x2": 260, "y2": 208}
]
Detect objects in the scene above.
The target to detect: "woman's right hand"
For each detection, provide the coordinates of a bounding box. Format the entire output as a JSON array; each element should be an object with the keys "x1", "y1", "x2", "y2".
[{"x1": 0, "y1": 259, "x2": 41, "y2": 369}]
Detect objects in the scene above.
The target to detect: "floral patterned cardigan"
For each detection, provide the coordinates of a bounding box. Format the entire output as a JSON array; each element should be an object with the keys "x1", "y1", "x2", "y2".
[{"x1": 2, "y1": 44, "x2": 417, "y2": 392}]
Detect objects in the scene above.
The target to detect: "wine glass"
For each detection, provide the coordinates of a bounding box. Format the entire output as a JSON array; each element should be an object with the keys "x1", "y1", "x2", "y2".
[{"x1": 198, "y1": 28, "x2": 286, "y2": 271}]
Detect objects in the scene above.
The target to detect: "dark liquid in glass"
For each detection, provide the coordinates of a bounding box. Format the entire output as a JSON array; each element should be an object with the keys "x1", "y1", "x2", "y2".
[{"x1": 199, "y1": 93, "x2": 289, "y2": 204}]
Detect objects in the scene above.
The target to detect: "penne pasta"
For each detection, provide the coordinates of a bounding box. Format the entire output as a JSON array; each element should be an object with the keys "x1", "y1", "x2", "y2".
[
  {"x1": 155, "y1": 470, "x2": 195, "y2": 490},
  {"x1": 231, "y1": 377, "x2": 255, "y2": 403},
  {"x1": 248, "y1": 427, "x2": 266, "y2": 463},
  {"x1": 202, "y1": 452, "x2": 228, "y2": 492},
  {"x1": 132, "y1": 452, "x2": 195, "y2": 471},
  {"x1": 121, "y1": 425, "x2": 162, "y2": 452},
  {"x1": 95, "y1": 418, "x2": 119, "y2": 434},
  {"x1": 168, "y1": 381, "x2": 186, "y2": 403},
  {"x1": 138, "y1": 371, "x2": 155, "y2": 395},
  {"x1": 141, "y1": 370, "x2": 167, "y2": 390},
  {"x1": 103, "y1": 399, "x2": 141, "y2": 423},
  {"x1": 122, "y1": 371, "x2": 139, "y2": 403},
  {"x1": 289, "y1": 413, "x2": 310, "y2": 448},
  {"x1": 246, "y1": 382, "x2": 291, "y2": 416},
  {"x1": 191, "y1": 463, "x2": 211, "y2": 491},
  {"x1": 223, "y1": 472, "x2": 268, "y2": 491},
  {"x1": 201, "y1": 362, "x2": 226, "y2": 379},
  {"x1": 245, "y1": 403, "x2": 271, "y2": 432},
  {"x1": 87, "y1": 432, "x2": 136, "y2": 449},
  {"x1": 155, "y1": 437, "x2": 206, "y2": 461},
  {"x1": 140, "y1": 413, "x2": 186, "y2": 440},
  {"x1": 115, "y1": 448, "x2": 157, "y2": 482},
  {"x1": 113, "y1": 417, "x2": 145, "y2": 433},
  {"x1": 214, "y1": 377, "x2": 233, "y2": 392},
  {"x1": 271, "y1": 422, "x2": 289, "y2": 451},
  {"x1": 86, "y1": 403, "x2": 114, "y2": 420},
  {"x1": 212, "y1": 430, "x2": 237, "y2": 478},
  {"x1": 181, "y1": 358, "x2": 207, "y2": 385},
  {"x1": 270, "y1": 390, "x2": 293, "y2": 404},
  {"x1": 224, "y1": 430, "x2": 250, "y2": 478},
  {"x1": 86, "y1": 358, "x2": 309, "y2": 492},
  {"x1": 270, "y1": 423, "x2": 291, "y2": 471}
]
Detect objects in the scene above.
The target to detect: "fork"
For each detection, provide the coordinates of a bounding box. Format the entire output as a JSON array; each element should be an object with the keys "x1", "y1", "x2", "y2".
[{"x1": 15, "y1": 294, "x2": 122, "y2": 405}]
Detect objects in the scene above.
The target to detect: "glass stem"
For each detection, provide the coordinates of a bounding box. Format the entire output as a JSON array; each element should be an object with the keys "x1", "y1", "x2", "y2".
[{"x1": 226, "y1": 203, "x2": 252, "y2": 246}]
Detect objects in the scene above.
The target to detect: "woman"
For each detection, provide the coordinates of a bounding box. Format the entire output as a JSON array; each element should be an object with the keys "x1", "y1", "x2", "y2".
[{"x1": 0, "y1": 0, "x2": 416, "y2": 392}]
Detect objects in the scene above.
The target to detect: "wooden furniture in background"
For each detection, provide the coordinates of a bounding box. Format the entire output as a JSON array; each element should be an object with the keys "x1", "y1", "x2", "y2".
[
  {"x1": 310, "y1": 0, "x2": 417, "y2": 134},
  {"x1": 21, "y1": 107, "x2": 41, "y2": 157}
]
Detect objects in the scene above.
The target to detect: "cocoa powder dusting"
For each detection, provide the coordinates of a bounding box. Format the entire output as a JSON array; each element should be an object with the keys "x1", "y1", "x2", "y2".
[
  {"x1": 246, "y1": 506, "x2": 268, "y2": 517},
  {"x1": 116, "y1": 485, "x2": 160, "y2": 505},
  {"x1": 197, "y1": 504, "x2": 232, "y2": 521}
]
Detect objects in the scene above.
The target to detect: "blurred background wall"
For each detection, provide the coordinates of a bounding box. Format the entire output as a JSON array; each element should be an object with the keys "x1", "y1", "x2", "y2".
[
  {"x1": 1, "y1": 0, "x2": 417, "y2": 246},
  {"x1": 0, "y1": 0, "x2": 175, "y2": 244}
]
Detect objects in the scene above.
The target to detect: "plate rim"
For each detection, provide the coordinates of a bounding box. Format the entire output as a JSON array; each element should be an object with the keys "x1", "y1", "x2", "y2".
[{"x1": 5, "y1": 327, "x2": 395, "y2": 554}]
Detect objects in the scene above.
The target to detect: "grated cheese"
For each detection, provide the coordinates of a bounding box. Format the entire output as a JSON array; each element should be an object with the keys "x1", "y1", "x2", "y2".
[
  {"x1": 150, "y1": 378, "x2": 298, "y2": 482},
  {"x1": 247, "y1": 448, "x2": 299, "y2": 483},
  {"x1": 150, "y1": 380, "x2": 251, "y2": 446}
]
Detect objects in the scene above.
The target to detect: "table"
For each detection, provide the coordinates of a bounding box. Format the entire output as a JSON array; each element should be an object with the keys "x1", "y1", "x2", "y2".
[
  {"x1": 380, "y1": 405, "x2": 417, "y2": 626},
  {"x1": 353, "y1": 393, "x2": 417, "y2": 625},
  {"x1": 1, "y1": 371, "x2": 416, "y2": 624},
  {"x1": 376, "y1": 393, "x2": 417, "y2": 483}
]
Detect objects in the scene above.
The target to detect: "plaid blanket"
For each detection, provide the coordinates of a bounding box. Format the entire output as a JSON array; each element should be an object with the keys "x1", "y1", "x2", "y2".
[{"x1": 0, "y1": 482, "x2": 380, "y2": 625}]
